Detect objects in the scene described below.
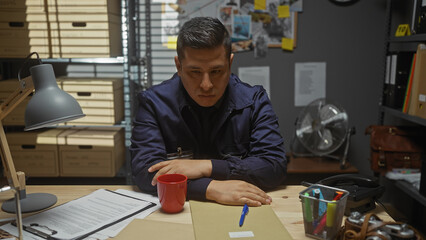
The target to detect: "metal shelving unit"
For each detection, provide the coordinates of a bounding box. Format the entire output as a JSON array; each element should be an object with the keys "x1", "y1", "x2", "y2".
[
  {"x1": 0, "y1": 0, "x2": 145, "y2": 185},
  {"x1": 381, "y1": 106, "x2": 426, "y2": 126},
  {"x1": 379, "y1": 0, "x2": 426, "y2": 233}
]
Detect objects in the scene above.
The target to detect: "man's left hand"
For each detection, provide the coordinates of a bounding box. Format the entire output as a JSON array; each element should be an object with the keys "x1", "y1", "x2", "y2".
[{"x1": 148, "y1": 159, "x2": 212, "y2": 186}]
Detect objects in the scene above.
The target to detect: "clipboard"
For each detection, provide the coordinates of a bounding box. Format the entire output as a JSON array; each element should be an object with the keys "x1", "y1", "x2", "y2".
[
  {"x1": 190, "y1": 201, "x2": 293, "y2": 240},
  {"x1": 1, "y1": 189, "x2": 158, "y2": 240}
]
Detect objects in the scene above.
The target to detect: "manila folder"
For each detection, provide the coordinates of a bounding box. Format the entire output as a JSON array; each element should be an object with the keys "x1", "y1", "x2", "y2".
[
  {"x1": 115, "y1": 219, "x2": 195, "y2": 240},
  {"x1": 190, "y1": 200, "x2": 293, "y2": 240}
]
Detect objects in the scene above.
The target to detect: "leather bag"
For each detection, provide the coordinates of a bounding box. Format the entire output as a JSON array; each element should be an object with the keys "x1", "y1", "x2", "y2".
[{"x1": 365, "y1": 125, "x2": 425, "y2": 175}]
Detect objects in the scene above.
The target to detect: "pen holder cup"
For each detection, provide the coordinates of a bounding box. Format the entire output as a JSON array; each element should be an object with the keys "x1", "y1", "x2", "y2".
[{"x1": 299, "y1": 184, "x2": 349, "y2": 240}]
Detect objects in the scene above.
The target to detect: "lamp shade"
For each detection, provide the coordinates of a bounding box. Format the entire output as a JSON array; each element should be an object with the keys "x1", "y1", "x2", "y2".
[{"x1": 24, "y1": 64, "x2": 85, "y2": 131}]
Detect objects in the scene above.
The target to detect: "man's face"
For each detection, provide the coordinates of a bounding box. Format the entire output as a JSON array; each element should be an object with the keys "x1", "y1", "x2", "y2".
[{"x1": 175, "y1": 46, "x2": 234, "y2": 107}]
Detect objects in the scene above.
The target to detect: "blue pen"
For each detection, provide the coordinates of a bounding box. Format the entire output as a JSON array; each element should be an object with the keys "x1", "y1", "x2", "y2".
[{"x1": 239, "y1": 204, "x2": 249, "y2": 227}]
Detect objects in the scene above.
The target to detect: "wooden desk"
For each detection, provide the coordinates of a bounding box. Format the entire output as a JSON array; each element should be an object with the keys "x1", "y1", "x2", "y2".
[{"x1": 0, "y1": 185, "x2": 392, "y2": 240}]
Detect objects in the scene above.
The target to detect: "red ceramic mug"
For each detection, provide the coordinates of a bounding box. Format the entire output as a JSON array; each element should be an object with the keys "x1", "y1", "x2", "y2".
[{"x1": 157, "y1": 174, "x2": 187, "y2": 213}]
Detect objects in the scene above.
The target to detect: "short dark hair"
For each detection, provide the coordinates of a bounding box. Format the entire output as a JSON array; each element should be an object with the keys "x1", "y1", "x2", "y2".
[{"x1": 177, "y1": 17, "x2": 231, "y2": 60}]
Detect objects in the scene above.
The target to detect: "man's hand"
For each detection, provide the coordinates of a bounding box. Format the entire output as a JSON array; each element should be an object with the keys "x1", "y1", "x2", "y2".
[
  {"x1": 148, "y1": 159, "x2": 212, "y2": 186},
  {"x1": 206, "y1": 180, "x2": 272, "y2": 207}
]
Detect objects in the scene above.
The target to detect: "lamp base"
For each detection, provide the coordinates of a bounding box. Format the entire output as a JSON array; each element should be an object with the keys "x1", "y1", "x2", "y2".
[{"x1": 1, "y1": 193, "x2": 57, "y2": 213}]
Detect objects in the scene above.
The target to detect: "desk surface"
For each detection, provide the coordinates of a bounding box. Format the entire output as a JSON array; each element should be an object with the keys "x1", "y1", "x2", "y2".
[{"x1": 0, "y1": 185, "x2": 392, "y2": 240}]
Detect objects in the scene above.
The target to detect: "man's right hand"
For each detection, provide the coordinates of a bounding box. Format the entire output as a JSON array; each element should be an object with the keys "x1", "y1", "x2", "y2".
[{"x1": 205, "y1": 180, "x2": 272, "y2": 207}]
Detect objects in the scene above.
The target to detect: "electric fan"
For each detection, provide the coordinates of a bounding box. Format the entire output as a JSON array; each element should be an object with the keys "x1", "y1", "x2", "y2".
[{"x1": 290, "y1": 98, "x2": 355, "y2": 168}]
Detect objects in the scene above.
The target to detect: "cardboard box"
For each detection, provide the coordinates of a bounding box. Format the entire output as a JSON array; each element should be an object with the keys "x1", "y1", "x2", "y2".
[
  {"x1": 0, "y1": 8, "x2": 121, "y2": 58},
  {"x1": 0, "y1": 11, "x2": 27, "y2": 22},
  {"x1": 57, "y1": 128, "x2": 125, "y2": 177},
  {"x1": 0, "y1": 21, "x2": 118, "y2": 30},
  {"x1": 408, "y1": 44, "x2": 426, "y2": 119},
  {"x1": 29, "y1": 38, "x2": 112, "y2": 46},
  {"x1": 26, "y1": 5, "x2": 119, "y2": 14},
  {"x1": 0, "y1": 45, "x2": 121, "y2": 58},
  {"x1": 0, "y1": 0, "x2": 27, "y2": 10},
  {"x1": 1, "y1": 99, "x2": 28, "y2": 125},
  {"x1": 1, "y1": 0, "x2": 120, "y2": 14},
  {"x1": 0, "y1": 12, "x2": 119, "y2": 22},
  {"x1": 0, "y1": 29, "x2": 114, "y2": 39},
  {"x1": 0, "y1": 79, "x2": 30, "y2": 126},
  {"x1": 26, "y1": 0, "x2": 117, "y2": 5},
  {"x1": 58, "y1": 77, "x2": 124, "y2": 125},
  {"x1": 5, "y1": 131, "x2": 59, "y2": 177},
  {"x1": 0, "y1": 29, "x2": 30, "y2": 39},
  {"x1": 26, "y1": 0, "x2": 121, "y2": 15},
  {"x1": 24, "y1": 13, "x2": 119, "y2": 22}
]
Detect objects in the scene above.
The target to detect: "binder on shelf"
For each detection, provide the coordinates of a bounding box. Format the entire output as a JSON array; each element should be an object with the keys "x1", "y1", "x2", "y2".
[
  {"x1": 411, "y1": 0, "x2": 422, "y2": 34},
  {"x1": 408, "y1": 44, "x2": 426, "y2": 119},
  {"x1": 415, "y1": 6, "x2": 426, "y2": 34},
  {"x1": 383, "y1": 55, "x2": 392, "y2": 107},
  {"x1": 384, "y1": 52, "x2": 414, "y2": 110}
]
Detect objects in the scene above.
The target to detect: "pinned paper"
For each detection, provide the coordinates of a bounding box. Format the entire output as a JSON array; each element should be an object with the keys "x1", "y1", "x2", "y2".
[
  {"x1": 281, "y1": 38, "x2": 293, "y2": 51},
  {"x1": 166, "y1": 36, "x2": 177, "y2": 49},
  {"x1": 278, "y1": 5, "x2": 290, "y2": 18},
  {"x1": 254, "y1": 0, "x2": 266, "y2": 10}
]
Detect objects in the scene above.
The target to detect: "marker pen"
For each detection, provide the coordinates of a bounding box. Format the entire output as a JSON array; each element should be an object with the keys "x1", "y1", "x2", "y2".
[{"x1": 303, "y1": 192, "x2": 313, "y2": 233}]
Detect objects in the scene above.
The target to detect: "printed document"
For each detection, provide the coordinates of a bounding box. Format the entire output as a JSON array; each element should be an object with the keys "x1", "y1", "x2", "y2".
[{"x1": 0, "y1": 189, "x2": 157, "y2": 240}]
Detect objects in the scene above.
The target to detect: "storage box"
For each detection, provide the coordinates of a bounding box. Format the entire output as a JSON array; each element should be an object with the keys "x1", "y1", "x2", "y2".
[
  {"x1": 57, "y1": 77, "x2": 124, "y2": 125},
  {"x1": 5, "y1": 131, "x2": 59, "y2": 177},
  {"x1": 0, "y1": 0, "x2": 121, "y2": 58},
  {"x1": 25, "y1": 0, "x2": 121, "y2": 15},
  {"x1": 1, "y1": 0, "x2": 120, "y2": 15},
  {"x1": 0, "y1": 0, "x2": 27, "y2": 10},
  {"x1": 57, "y1": 128, "x2": 125, "y2": 177},
  {"x1": 0, "y1": 79, "x2": 30, "y2": 126},
  {"x1": 408, "y1": 44, "x2": 426, "y2": 119}
]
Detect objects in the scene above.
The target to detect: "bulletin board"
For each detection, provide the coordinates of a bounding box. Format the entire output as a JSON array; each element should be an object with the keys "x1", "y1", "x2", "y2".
[{"x1": 158, "y1": 0, "x2": 303, "y2": 55}]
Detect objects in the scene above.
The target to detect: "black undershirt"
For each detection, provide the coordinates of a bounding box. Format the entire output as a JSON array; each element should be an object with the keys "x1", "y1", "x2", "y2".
[{"x1": 185, "y1": 93, "x2": 225, "y2": 158}]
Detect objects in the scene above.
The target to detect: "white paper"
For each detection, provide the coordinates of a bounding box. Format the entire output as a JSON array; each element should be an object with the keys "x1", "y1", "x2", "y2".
[
  {"x1": 92, "y1": 189, "x2": 161, "y2": 239},
  {"x1": 0, "y1": 189, "x2": 157, "y2": 240},
  {"x1": 238, "y1": 66, "x2": 271, "y2": 98},
  {"x1": 229, "y1": 231, "x2": 255, "y2": 238},
  {"x1": 294, "y1": 62, "x2": 326, "y2": 106},
  {"x1": 152, "y1": 0, "x2": 177, "y2": 3}
]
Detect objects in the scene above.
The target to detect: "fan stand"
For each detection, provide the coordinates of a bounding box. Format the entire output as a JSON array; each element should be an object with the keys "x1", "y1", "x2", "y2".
[{"x1": 290, "y1": 127, "x2": 356, "y2": 169}]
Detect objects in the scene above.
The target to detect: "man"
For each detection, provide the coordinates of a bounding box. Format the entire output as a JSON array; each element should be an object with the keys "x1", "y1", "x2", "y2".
[{"x1": 130, "y1": 17, "x2": 286, "y2": 207}]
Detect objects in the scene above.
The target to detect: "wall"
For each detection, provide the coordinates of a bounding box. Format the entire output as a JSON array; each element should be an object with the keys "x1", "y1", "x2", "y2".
[{"x1": 231, "y1": 0, "x2": 387, "y2": 175}]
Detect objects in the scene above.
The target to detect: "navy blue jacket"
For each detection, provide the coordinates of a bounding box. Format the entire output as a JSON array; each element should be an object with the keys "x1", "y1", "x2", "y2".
[{"x1": 130, "y1": 73, "x2": 287, "y2": 200}]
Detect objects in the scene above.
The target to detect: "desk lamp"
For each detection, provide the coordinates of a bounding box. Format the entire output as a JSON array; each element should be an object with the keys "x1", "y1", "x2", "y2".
[{"x1": 0, "y1": 52, "x2": 85, "y2": 237}]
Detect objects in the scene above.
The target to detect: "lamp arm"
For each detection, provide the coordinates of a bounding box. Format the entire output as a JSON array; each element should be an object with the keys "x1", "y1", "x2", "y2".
[
  {"x1": 0, "y1": 76, "x2": 34, "y2": 122},
  {"x1": 0, "y1": 121, "x2": 26, "y2": 192},
  {"x1": 0, "y1": 77, "x2": 34, "y2": 191}
]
